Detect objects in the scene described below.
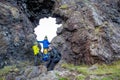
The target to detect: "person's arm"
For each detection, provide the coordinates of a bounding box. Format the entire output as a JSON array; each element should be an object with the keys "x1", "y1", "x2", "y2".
[
  {"x1": 37, "y1": 40, "x2": 43, "y2": 43},
  {"x1": 48, "y1": 42, "x2": 50, "y2": 45},
  {"x1": 46, "y1": 40, "x2": 50, "y2": 44}
]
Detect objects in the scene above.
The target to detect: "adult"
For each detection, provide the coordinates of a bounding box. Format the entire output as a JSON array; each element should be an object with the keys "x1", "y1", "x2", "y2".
[
  {"x1": 46, "y1": 46, "x2": 61, "y2": 71},
  {"x1": 38, "y1": 36, "x2": 50, "y2": 54},
  {"x1": 32, "y1": 42, "x2": 42, "y2": 66}
]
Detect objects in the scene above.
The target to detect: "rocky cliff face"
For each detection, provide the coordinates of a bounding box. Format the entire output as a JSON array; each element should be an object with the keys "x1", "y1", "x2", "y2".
[
  {"x1": 0, "y1": 0, "x2": 120, "y2": 67},
  {"x1": 52, "y1": 0, "x2": 120, "y2": 64},
  {"x1": 0, "y1": 0, "x2": 56, "y2": 67},
  {"x1": 0, "y1": 1, "x2": 36, "y2": 67}
]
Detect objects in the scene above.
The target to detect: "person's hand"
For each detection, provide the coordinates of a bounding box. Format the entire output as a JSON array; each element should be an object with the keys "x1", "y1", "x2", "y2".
[{"x1": 48, "y1": 47, "x2": 52, "y2": 51}]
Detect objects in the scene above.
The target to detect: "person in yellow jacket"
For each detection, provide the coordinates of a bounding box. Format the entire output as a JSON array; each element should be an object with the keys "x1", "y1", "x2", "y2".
[
  {"x1": 32, "y1": 42, "x2": 41, "y2": 66},
  {"x1": 32, "y1": 42, "x2": 40, "y2": 55}
]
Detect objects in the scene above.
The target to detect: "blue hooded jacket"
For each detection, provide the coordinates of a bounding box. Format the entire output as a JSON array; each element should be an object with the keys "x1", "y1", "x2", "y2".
[{"x1": 38, "y1": 39, "x2": 50, "y2": 48}]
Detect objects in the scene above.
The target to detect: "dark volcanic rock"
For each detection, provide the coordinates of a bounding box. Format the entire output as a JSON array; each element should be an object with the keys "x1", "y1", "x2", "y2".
[
  {"x1": 0, "y1": 0, "x2": 120, "y2": 67},
  {"x1": 52, "y1": 0, "x2": 120, "y2": 64},
  {"x1": 0, "y1": 1, "x2": 36, "y2": 66},
  {"x1": 0, "y1": 0, "x2": 56, "y2": 67}
]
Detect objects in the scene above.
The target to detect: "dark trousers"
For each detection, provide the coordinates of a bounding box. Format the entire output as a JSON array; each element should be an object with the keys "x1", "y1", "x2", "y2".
[
  {"x1": 34, "y1": 53, "x2": 42, "y2": 66},
  {"x1": 46, "y1": 59, "x2": 58, "y2": 71}
]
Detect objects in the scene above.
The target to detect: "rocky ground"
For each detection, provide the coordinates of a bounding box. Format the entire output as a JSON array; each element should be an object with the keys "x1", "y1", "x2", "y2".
[{"x1": 0, "y1": 60, "x2": 119, "y2": 80}]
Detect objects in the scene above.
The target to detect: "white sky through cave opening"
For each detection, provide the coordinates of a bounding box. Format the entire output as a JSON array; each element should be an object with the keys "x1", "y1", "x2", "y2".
[{"x1": 34, "y1": 17, "x2": 62, "y2": 51}]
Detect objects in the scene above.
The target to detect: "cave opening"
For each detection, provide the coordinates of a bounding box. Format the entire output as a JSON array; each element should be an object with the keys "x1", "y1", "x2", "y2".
[
  {"x1": 34, "y1": 17, "x2": 62, "y2": 51},
  {"x1": 24, "y1": 0, "x2": 57, "y2": 26},
  {"x1": 22, "y1": 0, "x2": 64, "y2": 50}
]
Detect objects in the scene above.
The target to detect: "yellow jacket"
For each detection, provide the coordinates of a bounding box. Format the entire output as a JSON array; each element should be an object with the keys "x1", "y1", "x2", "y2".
[{"x1": 32, "y1": 44, "x2": 40, "y2": 55}]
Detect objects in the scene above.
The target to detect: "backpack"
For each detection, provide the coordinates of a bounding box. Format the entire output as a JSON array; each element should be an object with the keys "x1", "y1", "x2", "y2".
[
  {"x1": 52, "y1": 47, "x2": 61, "y2": 63},
  {"x1": 42, "y1": 53, "x2": 50, "y2": 61}
]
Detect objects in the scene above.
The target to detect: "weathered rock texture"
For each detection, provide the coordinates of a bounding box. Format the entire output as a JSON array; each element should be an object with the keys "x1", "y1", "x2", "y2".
[
  {"x1": 52, "y1": 0, "x2": 120, "y2": 64},
  {"x1": 0, "y1": 1, "x2": 36, "y2": 67},
  {"x1": 0, "y1": 0, "x2": 120, "y2": 67},
  {"x1": 0, "y1": 0, "x2": 56, "y2": 68}
]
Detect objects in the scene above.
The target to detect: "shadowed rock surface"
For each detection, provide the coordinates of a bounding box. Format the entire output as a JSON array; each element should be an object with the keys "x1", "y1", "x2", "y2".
[
  {"x1": 0, "y1": 1, "x2": 36, "y2": 67},
  {"x1": 0, "y1": 0, "x2": 120, "y2": 69}
]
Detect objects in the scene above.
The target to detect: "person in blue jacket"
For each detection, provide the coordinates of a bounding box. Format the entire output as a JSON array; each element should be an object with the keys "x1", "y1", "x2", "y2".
[{"x1": 38, "y1": 36, "x2": 50, "y2": 54}]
